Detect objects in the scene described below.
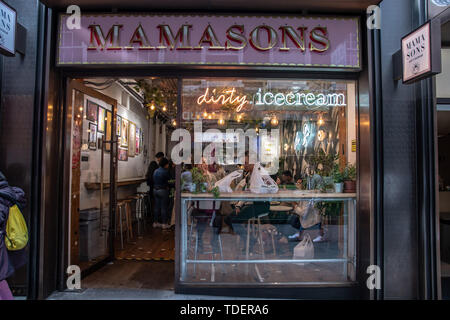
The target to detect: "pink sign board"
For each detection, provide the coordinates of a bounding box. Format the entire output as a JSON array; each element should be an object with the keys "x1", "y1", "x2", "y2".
[{"x1": 57, "y1": 14, "x2": 360, "y2": 69}]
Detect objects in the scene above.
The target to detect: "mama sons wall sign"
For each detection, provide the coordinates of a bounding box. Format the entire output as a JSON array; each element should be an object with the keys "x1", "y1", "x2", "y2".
[{"x1": 57, "y1": 14, "x2": 360, "y2": 69}]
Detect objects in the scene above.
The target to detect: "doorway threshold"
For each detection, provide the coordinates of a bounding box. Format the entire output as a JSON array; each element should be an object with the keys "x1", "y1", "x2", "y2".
[{"x1": 46, "y1": 288, "x2": 271, "y2": 300}]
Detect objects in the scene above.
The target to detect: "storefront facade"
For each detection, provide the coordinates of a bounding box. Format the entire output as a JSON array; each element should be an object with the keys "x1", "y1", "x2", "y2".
[{"x1": 0, "y1": 0, "x2": 444, "y2": 300}]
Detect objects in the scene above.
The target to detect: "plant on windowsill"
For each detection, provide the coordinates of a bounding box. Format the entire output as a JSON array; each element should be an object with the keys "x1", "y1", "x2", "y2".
[
  {"x1": 308, "y1": 150, "x2": 338, "y2": 193},
  {"x1": 331, "y1": 164, "x2": 344, "y2": 193},
  {"x1": 190, "y1": 167, "x2": 206, "y2": 193},
  {"x1": 343, "y1": 163, "x2": 357, "y2": 193}
]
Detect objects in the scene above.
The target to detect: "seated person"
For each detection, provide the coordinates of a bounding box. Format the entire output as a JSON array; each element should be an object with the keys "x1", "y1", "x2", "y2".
[
  {"x1": 227, "y1": 152, "x2": 270, "y2": 253},
  {"x1": 288, "y1": 200, "x2": 324, "y2": 243},
  {"x1": 192, "y1": 162, "x2": 221, "y2": 253},
  {"x1": 276, "y1": 170, "x2": 296, "y2": 186}
]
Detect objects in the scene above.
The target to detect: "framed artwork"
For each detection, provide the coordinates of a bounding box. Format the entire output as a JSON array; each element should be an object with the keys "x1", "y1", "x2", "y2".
[
  {"x1": 86, "y1": 100, "x2": 99, "y2": 122},
  {"x1": 88, "y1": 122, "x2": 97, "y2": 150},
  {"x1": 98, "y1": 137, "x2": 103, "y2": 150},
  {"x1": 129, "y1": 122, "x2": 136, "y2": 157},
  {"x1": 135, "y1": 127, "x2": 140, "y2": 154},
  {"x1": 98, "y1": 107, "x2": 106, "y2": 133},
  {"x1": 140, "y1": 129, "x2": 144, "y2": 154},
  {"x1": 116, "y1": 115, "x2": 122, "y2": 137},
  {"x1": 105, "y1": 110, "x2": 112, "y2": 152},
  {"x1": 121, "y1": 118, "x2": 129, "y2": 148},
  {"x1": 118, "y1": 148, "x2": 128, "y2": 161}
]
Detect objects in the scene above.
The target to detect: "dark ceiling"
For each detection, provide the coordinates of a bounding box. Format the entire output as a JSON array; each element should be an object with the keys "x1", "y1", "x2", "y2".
[{"x1": 40, "y1": 0, "x2": 381, "y2": 13}]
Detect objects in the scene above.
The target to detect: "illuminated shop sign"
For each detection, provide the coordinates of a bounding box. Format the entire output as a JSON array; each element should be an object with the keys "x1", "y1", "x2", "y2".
[
  {"x1": 254, "y1": 89, "x2": 346, "y2": 107},
  {"x1": 57, "y1": 14, "x2": 360, "y2": 68},
  {"x1": 195, "y1": 87, "x2": 346, "y2": 113},
  {"x1": 197, "y1": 87, "x2": 248, "y2": 112}
]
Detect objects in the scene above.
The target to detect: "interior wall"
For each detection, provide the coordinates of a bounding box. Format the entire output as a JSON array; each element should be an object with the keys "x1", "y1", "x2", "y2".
[
  {"x1": 437, "y1": 49, "x2": 450, "y2": 99},
  {"x1": 79, "y1": 82, "x2": 150, "y2": 210}
]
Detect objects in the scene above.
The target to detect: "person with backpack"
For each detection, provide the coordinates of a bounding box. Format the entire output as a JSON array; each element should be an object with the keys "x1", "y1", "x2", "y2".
[{"x1": 0, "y1": 171, "x2": 27, "y2": 300}]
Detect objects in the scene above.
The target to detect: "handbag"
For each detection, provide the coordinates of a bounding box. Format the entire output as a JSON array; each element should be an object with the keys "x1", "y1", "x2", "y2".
[
  {"x1": 293, "y1": 233, "x2": 314, "y2": 265},
  {"x1": 294, "y1": 200, "x2": 321, "y2": 229}
]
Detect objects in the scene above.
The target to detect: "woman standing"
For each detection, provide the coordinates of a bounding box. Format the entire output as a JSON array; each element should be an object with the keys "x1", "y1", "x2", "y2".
[{"x1": 0, "y1": 172, "x2": 26, "y2": 300}]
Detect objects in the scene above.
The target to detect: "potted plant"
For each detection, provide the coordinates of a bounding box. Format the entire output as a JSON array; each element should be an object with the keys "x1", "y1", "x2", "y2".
[
  {"x1": 190, "y1": 167, "x2": 206, "y2": 193},
  {"x1": 343, "y1": 163, "x2": 357, "y2": 193},
  {"x1": 331, "y1": 164, "x2": 344, "y2": 193}
]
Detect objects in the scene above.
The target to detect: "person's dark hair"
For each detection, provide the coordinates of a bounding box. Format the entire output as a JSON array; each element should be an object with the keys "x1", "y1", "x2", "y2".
[
  {"x1": 156, "y1": 152, "x2": 165, "y2": 159},
  {"x1": 159, "y1": 157, "x2": 169, "y2": 168},
  {"x1": 149, "y1": 161, "x2": 158, "y2": 171},
  {"x1": 282, "y1": 170, "x2": 293, "y2": 178},
  {"x1": 184, "y1": 164, "x2": 193, "y2": 171}
]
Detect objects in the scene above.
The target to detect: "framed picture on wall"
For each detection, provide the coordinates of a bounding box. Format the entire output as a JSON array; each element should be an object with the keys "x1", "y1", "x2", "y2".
[
  {"x1": 98, "y1": 107, "x2": 106, "y2": 133},
  {"x1": 88, "y1": 122, "x2": 97, "y2": 150},
  {"x1": 105, "y1": 110, "x2": 112, "y2": 152},
  {"x1": 116, "y1": 115, "x2": 122, "y2": 137},
  {"x1": 140, "y1": 129, "x2": 144, "y2": 155},
  {"x1": 118, "y1": 148, "x2": 128, "y2": 161},
  {"x1": 86, "y1": 100, "x2": 99, "y2": 122},
  {"x1": 121, "y1": 118, "x2": 129, "y2": 148},
  {"x1": 129, "y1": 122, "x2": 136, "y2": 157}
]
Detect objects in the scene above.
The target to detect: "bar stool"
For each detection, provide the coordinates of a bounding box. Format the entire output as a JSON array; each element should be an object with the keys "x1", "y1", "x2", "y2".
[
  {"x1": 245, "y1": 212, "x2": 270, "y2": 282},
  {"x1": 246, "y1": 212, "x2": 270, "y2": 260},
  {"x1": 116, "y1": 200, "x2": 130, "y2": 250},
  {"x1": 128, "y1": 195, "x2": 142, "y2": 237},
  {"x1": 190, "y1": 214, "x2": 225, "y2": 277},
  {"x1": 136, "y1": 192, "x2": 148, "y2": 234}
]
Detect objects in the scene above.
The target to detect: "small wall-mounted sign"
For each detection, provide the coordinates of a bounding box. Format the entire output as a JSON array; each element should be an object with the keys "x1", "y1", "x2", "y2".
[
  {"x1": 352, "y1": 140, "x2": 357, "y2": 152},
  {"x1": 401, "y1": 20, "x2": 441, "y2": 84},
  {"x1": 0, "y1": 1, "x2": 16, "y2": 56}
]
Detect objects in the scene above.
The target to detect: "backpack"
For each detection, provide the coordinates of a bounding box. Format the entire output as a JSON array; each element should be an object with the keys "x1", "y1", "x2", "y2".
[{"x1": 5, "y1": 204, "x2": 28, "y2": 251}]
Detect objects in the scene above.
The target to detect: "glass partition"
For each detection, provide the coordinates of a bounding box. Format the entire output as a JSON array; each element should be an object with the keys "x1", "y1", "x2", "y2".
[{"x1": 178, "y1": 78, "x2": 357, "y2": 285}]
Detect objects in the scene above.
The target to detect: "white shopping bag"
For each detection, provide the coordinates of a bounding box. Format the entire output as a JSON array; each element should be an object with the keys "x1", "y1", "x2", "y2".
[
  {"x1": 249, "y1": 162, "x2": 279, "y2": 194},
  {"x1": 293, "y1": 234, "x2": 314, "y2": 265},
  {"x1": 214, "y1": 170, "x2": 243, "y2": 193}
]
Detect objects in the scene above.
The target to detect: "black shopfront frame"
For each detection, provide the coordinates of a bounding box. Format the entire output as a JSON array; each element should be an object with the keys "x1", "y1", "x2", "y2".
[
  {"x1": 51, "y1": 66, "x2": 371, "y2": 300},
  {"x1": 28, "y1": 7, "x2": 376, "y2": 299},
  {"x1": 23, "y1": 3, "x2": 443, "y2": 300}
]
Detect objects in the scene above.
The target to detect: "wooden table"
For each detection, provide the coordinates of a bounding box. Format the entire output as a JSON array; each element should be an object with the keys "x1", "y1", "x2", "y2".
[{"x1": 269, "y1": 205, "x2": 294, "y2": 212}]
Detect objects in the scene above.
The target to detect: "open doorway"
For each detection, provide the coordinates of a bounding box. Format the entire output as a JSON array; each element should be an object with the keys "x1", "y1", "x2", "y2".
[{"x1": 67, "y1": 77, "x2": 178, "y2": 291}]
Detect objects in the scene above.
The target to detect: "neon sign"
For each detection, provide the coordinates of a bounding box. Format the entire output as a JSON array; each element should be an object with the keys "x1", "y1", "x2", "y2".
[
  {"x1": 254, "y1": 89, "x2": 346, "y2": 107},
  {"x1": 197, "y1": 87, "x2": 249, "y2": 112}
]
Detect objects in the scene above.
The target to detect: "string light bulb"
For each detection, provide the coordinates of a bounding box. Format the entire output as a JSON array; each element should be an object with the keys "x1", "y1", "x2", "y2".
[
  {"x1": 163, "y1": 106, "x2": 167, "y2": 112},
  {"x1": 318, "y1": 115, "x2": 324, "y2": 126},
  {"x1": 150, "y1": 104, "x2": 155, "y2": 111},
  {"x1": 218, "y1": 118, "x2": 225, "y2": 125},
  {"x1": 270, "y1": 116, "x2": 279, "y2": 126}
]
